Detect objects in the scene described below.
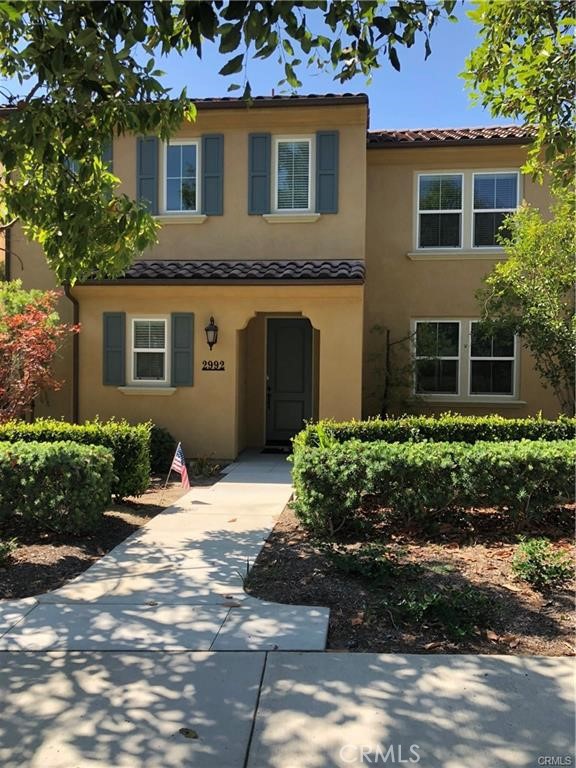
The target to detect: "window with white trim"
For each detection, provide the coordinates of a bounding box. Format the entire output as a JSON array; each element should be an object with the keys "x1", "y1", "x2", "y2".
[
  {"x1": 132, "y1": 319, "x2": 167, "y2": 382},
  {"x1": 469, "y1": 322, "x2": 515, "y2": 395},
  {"x1": 412, "y1": 319, "x2": 518, "y2": 399},
  {"x1": 417, "y1": 174, "x2": 463, "y2": 248},
  {"x1": 274, "y1": 137, "x2": 312, "y2": 211},
  {"x1": 165, "y1": 140, "x2": 199, "y2": 212},
  {"x1": 415, "y1": 170, "x2": 520, "y2": 251},
  {"x1": 414, "y1": 321, "x2": 460, "y2": 394},
  {"x1": 473, "y1": 172, "x2": 518, "y2": 247}
]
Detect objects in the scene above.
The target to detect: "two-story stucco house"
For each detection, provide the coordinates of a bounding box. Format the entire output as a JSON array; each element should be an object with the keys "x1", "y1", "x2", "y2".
[{"x1": 6, "y1": 93, "x2": 558, "y2": 458}]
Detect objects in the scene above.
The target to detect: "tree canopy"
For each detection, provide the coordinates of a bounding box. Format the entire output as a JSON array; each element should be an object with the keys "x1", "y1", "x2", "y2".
[
  {"x1": 0, "y1": 280, "x2": 78, "y2": 420},
  {"x1": 477, "y1": 191, "x2": 575, "y2": 415},
  {"x1": 0, "y1": 0, "x2": 457, "y2": 282},
  {"x1": 464, "y1": 0, "x2": 575, "y2": 185}
]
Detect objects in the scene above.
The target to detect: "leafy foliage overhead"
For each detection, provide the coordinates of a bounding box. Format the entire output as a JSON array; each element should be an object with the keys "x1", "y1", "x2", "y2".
[
  {"x1": 0, "y1": 0, "x2": 457, "y2": 282},
  {"x1": 464, "y1": 0, "x2": 575, "y2": 184},
  {"x1": 477, "y1": 191, "x2": 576, "y2": 415}
]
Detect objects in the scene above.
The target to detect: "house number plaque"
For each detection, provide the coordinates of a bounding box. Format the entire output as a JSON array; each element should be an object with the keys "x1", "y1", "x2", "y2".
[{"x1": 202, "y1": 360, "x2": 225, "y2": 371}]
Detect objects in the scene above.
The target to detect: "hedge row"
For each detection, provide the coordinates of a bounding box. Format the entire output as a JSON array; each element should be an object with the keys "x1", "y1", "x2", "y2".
[
  {"x1": 294, "y1": 414, "x2": 576, "y2": 449},
  {"x1": 0, "y1": 419, "x2": 150, "y2": 497},
  {"x1": 291, "y1": 439, "x2": 576, "y2": 535},
  {"x1": 0, "y1": 441, "x2": 115, "y2": 534}
]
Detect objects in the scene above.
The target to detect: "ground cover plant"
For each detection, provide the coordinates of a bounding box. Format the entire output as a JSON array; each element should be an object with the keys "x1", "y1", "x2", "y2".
[{"x1": 512, "y1": 537, "x2": 573, "y2": 590}]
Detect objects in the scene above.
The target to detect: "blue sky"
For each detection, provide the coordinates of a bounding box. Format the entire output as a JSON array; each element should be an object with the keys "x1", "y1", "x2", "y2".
[{"x1": 153, "y1": 1, "x2": 507, "y2": 130}]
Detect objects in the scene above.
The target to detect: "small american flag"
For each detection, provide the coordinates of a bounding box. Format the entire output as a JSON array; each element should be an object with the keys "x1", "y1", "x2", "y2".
[{"x1": 170, "y1": 442, "x2": 190, "y2": 490}]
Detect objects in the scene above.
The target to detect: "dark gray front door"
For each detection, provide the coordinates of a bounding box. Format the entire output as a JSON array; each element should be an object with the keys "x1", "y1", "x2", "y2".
[{"x1": 266, "y1": 318, "x2": 313, "y2": 443}]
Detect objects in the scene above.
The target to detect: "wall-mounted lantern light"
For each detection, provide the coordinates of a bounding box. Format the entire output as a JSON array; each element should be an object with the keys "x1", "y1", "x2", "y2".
[{"x1": 205, "y1": 316, "x2": 219, "y2": 350}]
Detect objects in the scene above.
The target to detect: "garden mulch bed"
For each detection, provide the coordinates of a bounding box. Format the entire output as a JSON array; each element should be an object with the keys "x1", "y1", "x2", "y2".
[
  {"x1": 0, "y1": 474, "x2": 222, "y2": 600},
  {"x1": 245, "y1": 505, "x2": 575, "y2": 656}
]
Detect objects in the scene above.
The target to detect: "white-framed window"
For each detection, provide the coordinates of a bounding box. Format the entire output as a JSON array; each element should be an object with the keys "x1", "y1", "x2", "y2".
[
  {"x1": 414, "y1": 320, "x2": 460, "y2": 394},
  {"x1": 273, "y1": 136, "x2": 313, "y2": 212},
  {"x1": 417, "y1": 174, "x2": 463, "y2": 249},
  {"x1": 414, "y1": 170, "x2": 520, "y2": 251},
  {"x1": 472, "y1": 172, "x2": 519, "y2": 247},
  {"x1": 164, "y1": 140, "x2": 199, "y2": 213},
  {"x1": 469, "y1": 321, "x2": 516, "y2": 395},
  {"x1": 412, "y1": 318, "x2": 518, "y2": 400},
  {"x1": 131, "y1": 318, "x2": 168, "y2": 383}
]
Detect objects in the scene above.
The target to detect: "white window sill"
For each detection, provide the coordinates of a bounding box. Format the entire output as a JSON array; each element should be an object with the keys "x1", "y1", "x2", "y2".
[
  {"x1": 407, "y1": 250, "x2": 506, "y2": 261},
  {"x1": 415, "y1": 396, "x2": 526, "y2": 407},
  {"x1": 119, "y1": 386, "x2": 177, "y2": 396},
  {"x1": 263, "y1": 213, "x2": 321, "y2": 224},
  {"x1": 154, "y1": 214, "x2": 207, "y2": 225}
]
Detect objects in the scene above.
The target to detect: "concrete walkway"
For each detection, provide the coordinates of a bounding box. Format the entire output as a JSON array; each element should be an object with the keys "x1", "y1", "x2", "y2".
[
  {"x1": 0, "y1": 454, "x2": 573, "y2": 767},
  {"x1": 0, "y1": 452, "x2": 329, "y2": 652}
]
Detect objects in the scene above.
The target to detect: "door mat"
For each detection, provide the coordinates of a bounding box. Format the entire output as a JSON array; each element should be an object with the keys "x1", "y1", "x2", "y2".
[{"x1": 261, "y1": 447, "x2": 291, "y2": 455}]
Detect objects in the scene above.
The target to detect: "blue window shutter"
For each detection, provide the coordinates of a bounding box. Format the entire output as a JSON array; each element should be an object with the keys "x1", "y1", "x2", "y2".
[
  {"x1": 248, "y1": 133, "x2": 271, "y2": 214},
  {"x1": 137, "y1": 137, "x2": 158, "y2": 214},
  {"x1": 316, "y1": 131, "x2": 339, "y2": 213},
  {"x1": 103, "y1": 313, "x2": 125, "y2": 386},
  {"x1": 171, "y1": 313, "x2": 194, "y2": 387},
  {"x1": 102, "y1": 138, "x2": 113, "y2": 171},
  {"x1": 201, "y1": 134, "x2": 224, "y2": 215}
]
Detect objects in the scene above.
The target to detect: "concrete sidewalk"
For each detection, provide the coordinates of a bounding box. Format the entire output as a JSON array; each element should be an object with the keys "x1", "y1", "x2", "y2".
[
  {"x1": 0, "y1": 453, "x2": 329, "y2": 652},
  {"x1": 0, "y1": 454, "x2": 573, "y2": 767},
  {"x1": 0, "y1": 651, "x2": 572, "y2": 767}
]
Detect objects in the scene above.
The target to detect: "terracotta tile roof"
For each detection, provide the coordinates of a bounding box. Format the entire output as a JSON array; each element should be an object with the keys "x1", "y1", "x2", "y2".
[
  {"x1": 88, "y1": 259, "x2": 365, "y2": 284},
  {"x1": 367, "y1": 125, "x2": 534, "y2": 148},
  {"x1": 0, "y1": 93, "x2": 368, "y2": 117}
]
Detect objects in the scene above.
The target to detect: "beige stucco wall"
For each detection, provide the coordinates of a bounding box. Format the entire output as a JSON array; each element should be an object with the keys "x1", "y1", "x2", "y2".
[
  {"x1": 113, "y1": 103, "x2": 367, "y2": 263},
  {"x1": 363, "y1": 144, "x2": 560, "y2": 418},
  {"x1": 72, "y1": 283, "x2": 363, "y2": 459}
]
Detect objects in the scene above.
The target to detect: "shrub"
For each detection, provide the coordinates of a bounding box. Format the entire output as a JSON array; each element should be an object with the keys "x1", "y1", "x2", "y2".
[
  {"x1": 0, "y1": 441, "x2": 114, "y2": 534},
  {"x1": 0, "y1": 537, "x2": 17, "y2": 565},
  {"x1": 512, "y1": 537, "x2": 573, "y2": 589},
  {"x1": 295, "y1": 414, "x2": 576, "y2": 449},
  {"x1": 0, "y1": 418, "x2": 150, "y2": 497},
  {"x1": 150, "y1": 425, "x2": 177, "y2": 474},
  {"x1": 382, "y1": 585, "x2": 494, "y2": 639},
  {"x1": 291, "y1": 439, "x2": 576, "y2": 535},
  {"x1": 322, "y1": 542, "x2": 402, "y2": 580}
]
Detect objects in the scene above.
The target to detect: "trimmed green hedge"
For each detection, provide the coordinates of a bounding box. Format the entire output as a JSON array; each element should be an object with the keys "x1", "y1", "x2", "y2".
[
  {"x1": 291, "y1": 439, "x2": 576, "y2": 535},
  {"x1": 0, "y1": 441, "x2": 115, "y2": 534},
  {"x1": 0, "y1": 419, "x2": 150, "y2": 497},
  {"x1": 150, "y1": 424, "x2": 177, "y2": 474},
  {"x1": 294, "y1": 414, "x2": 576, "y2": 449}
]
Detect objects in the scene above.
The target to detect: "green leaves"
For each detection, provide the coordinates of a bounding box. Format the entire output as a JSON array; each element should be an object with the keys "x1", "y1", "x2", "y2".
[
  {"x1": 0, "y1": 0, "x2": 459, "y2": 282},
  {"x1": 478, "y1": 191, "x2": 576, "y2": 415},
  {"x1": 463, "y1": 0, "x2": 575, "y2": 185},
  {"x1": 218, "y1": 52, "x2": 244, "y2": 76}
]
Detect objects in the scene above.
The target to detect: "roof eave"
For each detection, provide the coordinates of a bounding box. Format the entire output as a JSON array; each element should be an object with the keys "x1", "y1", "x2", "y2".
[
  {"x1": 77, "y1": 278, "x2": 365, "y2": 287},
  {"x1": 367, "y1": 137, "x2": 533, "y2": 149}
]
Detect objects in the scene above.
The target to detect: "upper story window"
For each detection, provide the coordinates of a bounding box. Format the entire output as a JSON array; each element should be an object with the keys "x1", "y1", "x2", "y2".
[
  {"x1": 416, "y1": 170, "x2": 520, "y2": 250},
  {"x1": 164, "y1": 140, "x2": 199, "y2": 213},
  {"x1": 274, "y1": 137, "x2": 313, "y2": 212},
  {"x1": 132, "y1": 318, "x2": 168, "y2": 383},
  {"x1": 473, "y1": 172, "x2": 518, "y2": 247},
  {"x1": 417, "y1": 174, "x2": 463, "y2": 248}
]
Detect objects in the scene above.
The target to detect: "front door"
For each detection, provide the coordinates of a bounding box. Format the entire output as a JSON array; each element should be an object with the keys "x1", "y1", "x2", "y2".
[{"x1": 266, "y1": 318, "x2": 313, "y2": 444}]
